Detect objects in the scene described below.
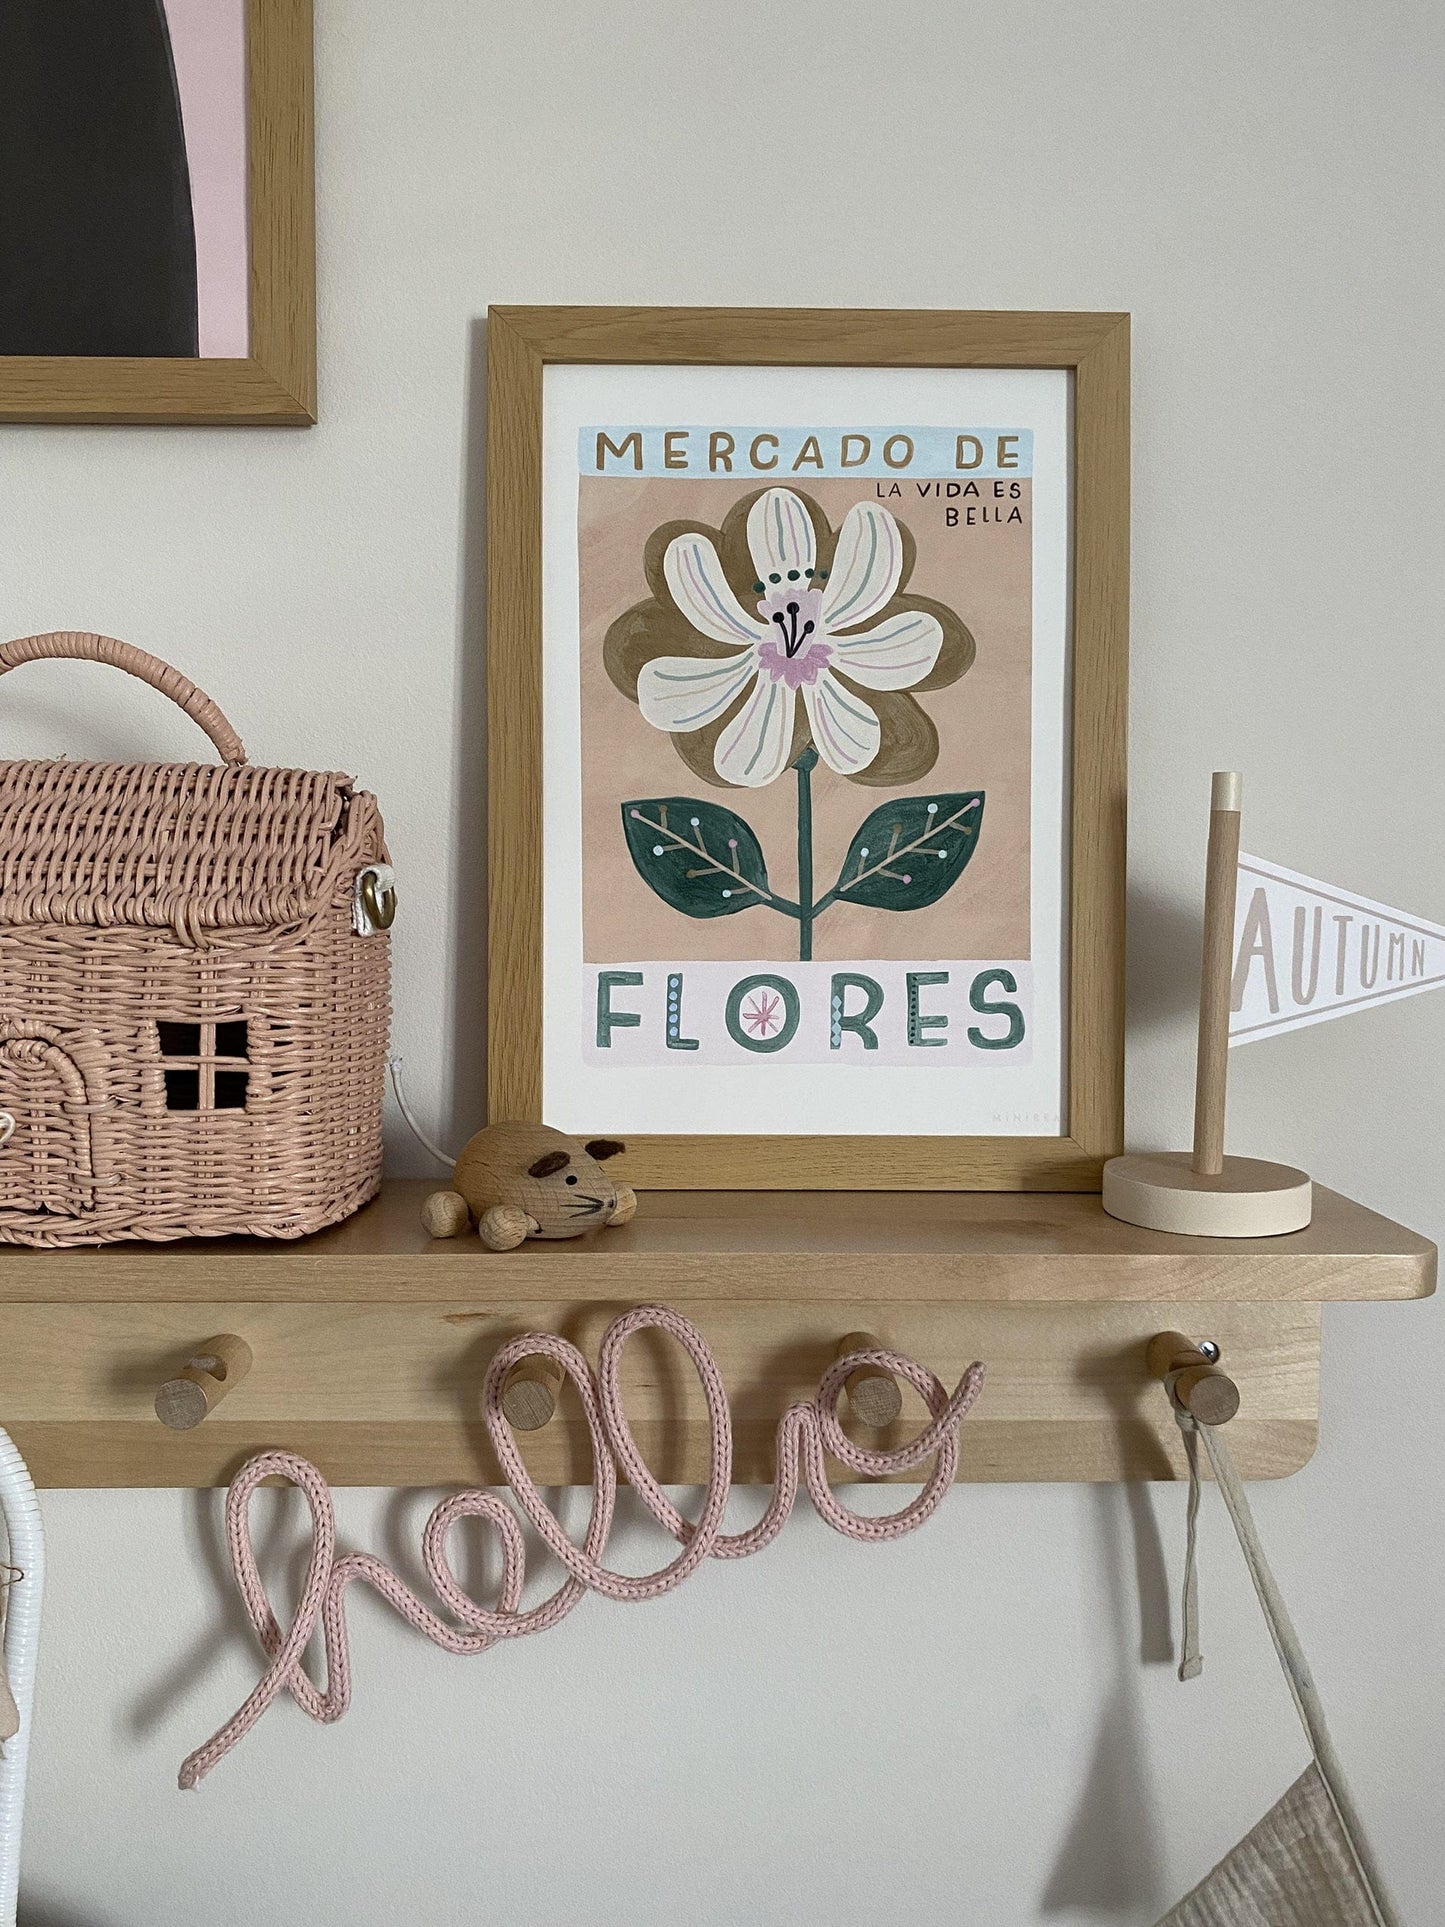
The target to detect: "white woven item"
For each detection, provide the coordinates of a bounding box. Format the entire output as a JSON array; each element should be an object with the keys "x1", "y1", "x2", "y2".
[{"x1": 0, "y1": 1429, "x2": 43, "y2": 1927}]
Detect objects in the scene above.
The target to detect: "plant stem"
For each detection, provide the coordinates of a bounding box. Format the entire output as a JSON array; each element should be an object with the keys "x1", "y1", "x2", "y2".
[{"x1": 794, "y1": 746, "x2": 818, "y2": 961}]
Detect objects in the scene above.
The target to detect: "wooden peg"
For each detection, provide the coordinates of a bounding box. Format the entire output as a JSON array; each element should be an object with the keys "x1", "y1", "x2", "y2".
[
  {"x1": 501, "y1": 1355, "x2": 564, "y2": 1431},
  {"x1": 155, "y1": 1334, "x2": 253, "y2": 1432},
  {"x1": 836, "y1": 1331, "x2": 903, "y2": 1428},
  {"x1": 1147, "y1": 1330, "x2": 1241, "y2": 1426}
]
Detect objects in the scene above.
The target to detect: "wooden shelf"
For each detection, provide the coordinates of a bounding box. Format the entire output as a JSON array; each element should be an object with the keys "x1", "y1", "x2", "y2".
[
  {"x1": 0, "y1": 1182, "x2": 1430, "y2": 1489},
  {"x1": 0, "y1": 1180, "x2": 1431, "y2": 1304}
]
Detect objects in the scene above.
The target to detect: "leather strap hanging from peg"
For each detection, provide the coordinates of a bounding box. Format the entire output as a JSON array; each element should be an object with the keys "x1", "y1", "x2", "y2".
[
  {"x1": 1147, "y1": 1330, "x2": 1241, "y2": 1426},
  {"x1": 836, "y1": 1331, "x2": 903, "y2": 1428},
  {"x1": 0, "y1": 1562, "x2": 18, "y2": 1741},
  {"x1": 1149, "y1": 1332, "x2": 1239, "y2": 1679},
  {"x1": 155, "y1": 1335, "x2": 253, "y2": 1432}
]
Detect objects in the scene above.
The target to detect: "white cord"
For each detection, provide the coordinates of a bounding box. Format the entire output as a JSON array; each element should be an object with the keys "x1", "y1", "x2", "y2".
[
  {"x1": 1175, "y1": 1409, "x2": 1402, "y2": 1927},
  {"x1": 0, "y1": 1429, "x2": 43, "y2": 1927},
  {"x1": 385, "y1": 1059, "x2": 457, "y2": 1171}
]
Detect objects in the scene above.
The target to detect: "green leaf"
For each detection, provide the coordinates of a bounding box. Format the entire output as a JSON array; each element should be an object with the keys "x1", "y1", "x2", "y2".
[
  {"x1": 831, "y1": 791, "x2": 985, "y2": 912},
  {"x1": 621, "y1": 797, "x2": 775, "y2": 919}
]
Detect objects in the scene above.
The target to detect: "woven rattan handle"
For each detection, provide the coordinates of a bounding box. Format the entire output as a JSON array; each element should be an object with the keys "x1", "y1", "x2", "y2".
[{"x1": 0, "y1": 631, "x2": 247, "y2": 765}]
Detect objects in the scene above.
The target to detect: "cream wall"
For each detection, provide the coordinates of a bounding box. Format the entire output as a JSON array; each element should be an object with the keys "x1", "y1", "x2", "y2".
[{"x1": 2, "y1": 2, "x2": 1442, "y2": 1921}]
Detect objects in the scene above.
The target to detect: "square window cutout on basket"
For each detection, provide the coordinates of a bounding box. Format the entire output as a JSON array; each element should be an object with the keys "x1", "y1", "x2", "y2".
[{"x1": 155, "y1": 1021, "x2": 250, "y2": 1114}]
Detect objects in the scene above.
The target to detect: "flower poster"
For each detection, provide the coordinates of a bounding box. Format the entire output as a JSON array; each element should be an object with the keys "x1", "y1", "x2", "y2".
[{"x1": 540, "y1": 365, "x2": 1071, "y2": 1141}]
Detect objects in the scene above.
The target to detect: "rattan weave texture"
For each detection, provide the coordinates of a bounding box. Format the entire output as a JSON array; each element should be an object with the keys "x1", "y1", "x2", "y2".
[{"x1": 0, "y1": 633, "x2": 390, "y2": 1246}]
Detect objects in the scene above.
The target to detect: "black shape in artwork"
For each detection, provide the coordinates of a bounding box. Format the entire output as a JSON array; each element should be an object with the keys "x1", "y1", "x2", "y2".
[{"x1": 0, "y1": 0, "x2": 200, "y2": 357}]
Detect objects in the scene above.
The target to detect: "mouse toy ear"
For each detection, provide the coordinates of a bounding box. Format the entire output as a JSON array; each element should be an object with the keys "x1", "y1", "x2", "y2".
[
  {"x1": 527, "y1": 1150, "x2": 570, "y2": 1178},
  {"x1": 585, "y1": 1138, "x2": 626, "y2": 1161}
]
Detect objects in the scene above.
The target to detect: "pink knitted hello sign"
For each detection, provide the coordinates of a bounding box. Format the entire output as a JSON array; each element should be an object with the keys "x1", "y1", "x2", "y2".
[{"x1": 181, "y1": 1305, "x2": 984, "y2": 1788}]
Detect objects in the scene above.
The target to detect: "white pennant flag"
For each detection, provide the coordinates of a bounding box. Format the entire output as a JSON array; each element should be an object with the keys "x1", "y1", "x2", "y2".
[{"x1": 1230, "y1": 855, "x2": 1445, "y2": 1046}]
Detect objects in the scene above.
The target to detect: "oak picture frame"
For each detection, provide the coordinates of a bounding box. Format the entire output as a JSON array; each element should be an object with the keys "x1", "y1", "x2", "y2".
[
  {"x1": 487, "y1": 306, "x2": 1128, "y2": 1190},
  {"x1": 0, "y1": 0, "x2": 316, "y2": 427}
]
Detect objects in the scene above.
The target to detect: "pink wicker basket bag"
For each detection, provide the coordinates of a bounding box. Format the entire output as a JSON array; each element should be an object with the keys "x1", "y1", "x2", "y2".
[{"x1": 0, "y1": 632, "x2": 392, "y2": 1246}]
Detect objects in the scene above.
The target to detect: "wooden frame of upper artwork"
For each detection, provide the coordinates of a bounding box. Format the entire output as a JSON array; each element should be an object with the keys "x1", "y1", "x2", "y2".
[
  {"x1": 0, "y1": 0, "x2": 315, "y2": 426},
  {"x1": 486, "y1": 306, "x2": 1129, "y2": 1190}
]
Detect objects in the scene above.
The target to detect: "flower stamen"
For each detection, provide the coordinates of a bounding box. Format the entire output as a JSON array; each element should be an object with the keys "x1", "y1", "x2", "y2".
[{"x1": 769, "y1": 601, "x2": 818, "y2": 659}]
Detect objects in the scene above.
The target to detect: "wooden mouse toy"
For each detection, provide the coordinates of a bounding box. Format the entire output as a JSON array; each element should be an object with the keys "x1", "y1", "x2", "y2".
[{"x1": 421, "y1": 1121, "x2": 637, "y2": 1249}]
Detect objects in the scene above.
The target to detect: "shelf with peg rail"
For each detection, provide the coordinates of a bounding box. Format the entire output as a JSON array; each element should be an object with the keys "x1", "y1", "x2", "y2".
[{"x1": 0, "y1": 1180, "x2": 1432, "y2": 1489}]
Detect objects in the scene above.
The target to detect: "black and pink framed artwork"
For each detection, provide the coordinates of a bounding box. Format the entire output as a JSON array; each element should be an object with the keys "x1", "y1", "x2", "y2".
[{"x1": 0, "y1": 0, "x2": 315, "y2": 425}]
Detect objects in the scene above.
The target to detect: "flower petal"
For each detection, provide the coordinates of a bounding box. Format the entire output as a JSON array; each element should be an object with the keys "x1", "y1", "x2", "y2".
[
  {"x1": 746, "y1": 487, "x2": 816, "y2": 585},
  {"x1": 714, "y1": 675, "x2": 797, "y2": 786},
  {"x1": 820, "y1": 502, "x2": 904, "y2": 633},
  {"x1": 803, "y1": 670, "x2": 882, "y2": 775},
  {"x1": 637, "y1": 650, "x2": 759, "y2": 733},
  {"x1": 828, "y1": 609, "x2": 943, "y2": 689},
  {"x1": 663, "y1": 533, "x2": 768, "y2": 648}
]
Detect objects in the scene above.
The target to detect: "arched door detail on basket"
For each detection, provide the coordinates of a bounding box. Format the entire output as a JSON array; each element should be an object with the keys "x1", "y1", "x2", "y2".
[{"x1": 0, "y1": 1023, "x2": 106, "y2": 1219}]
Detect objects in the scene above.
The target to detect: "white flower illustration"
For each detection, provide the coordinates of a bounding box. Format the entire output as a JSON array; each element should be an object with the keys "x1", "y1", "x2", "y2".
[{"x1": 636, "y1": 487, "x2": 945, "y2": 787}]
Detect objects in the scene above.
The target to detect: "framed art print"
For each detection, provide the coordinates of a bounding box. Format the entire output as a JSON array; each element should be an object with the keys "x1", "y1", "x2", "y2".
[
  {"x1": 487, "y1": 308, "x2": 1128, "y2": 1189},
  {"x1": 0, "y1": 0, "x2": 314, "y2": 425}
]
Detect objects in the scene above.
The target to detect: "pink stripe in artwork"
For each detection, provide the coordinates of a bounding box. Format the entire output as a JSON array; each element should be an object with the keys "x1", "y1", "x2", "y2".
[
  {"x1": 164, "y1": 0, "x2": 250, "y2": 358},
  {"x1": 685, "y1": 544, "x2": 754, "y2": 640},
  {"x1": 839, "y1": 654, "x2": 930, "y2": 675},
  {"x1": 810, "y1": 682, "x2": 858, "y2": 763}
]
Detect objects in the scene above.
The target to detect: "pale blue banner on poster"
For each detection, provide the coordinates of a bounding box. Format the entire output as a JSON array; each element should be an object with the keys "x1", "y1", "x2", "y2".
[{"x1": 580, "y1": 425, "x2": 1035, "y2": 479}]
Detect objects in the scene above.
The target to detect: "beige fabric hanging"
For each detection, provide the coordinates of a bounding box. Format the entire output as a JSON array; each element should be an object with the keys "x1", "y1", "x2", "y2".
[
  {"x1": 1159, "y1": 1765, "x2": 1390, "y2": 1927},
  {"x1": 1154, "y1": 1401, "x2": 1401, "y2": 1927}
]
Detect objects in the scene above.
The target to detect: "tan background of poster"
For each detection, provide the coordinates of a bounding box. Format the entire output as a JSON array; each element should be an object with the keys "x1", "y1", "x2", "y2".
[{"x1": 579, "y1": 475, "x2": 1033, "y2": 962}]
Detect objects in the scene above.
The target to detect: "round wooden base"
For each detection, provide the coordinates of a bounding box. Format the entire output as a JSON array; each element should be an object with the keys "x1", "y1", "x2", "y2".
[{"x1": 1102, "y1": 1152, "x2": 1313, "y2": 1238}]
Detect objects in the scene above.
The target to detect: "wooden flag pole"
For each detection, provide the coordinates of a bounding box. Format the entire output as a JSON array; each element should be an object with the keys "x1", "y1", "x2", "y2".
[
  {"x1": 1192, "y1": 770, "x2": 1242, "y2": 1177},
  {"x1": 1102, "y1": 771, "x2": 1313, "y2": 1237}
]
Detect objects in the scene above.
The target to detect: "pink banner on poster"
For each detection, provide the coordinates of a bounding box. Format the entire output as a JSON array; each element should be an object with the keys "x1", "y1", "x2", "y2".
[{"x1": 164, "y1": 0, "x2": 250, "y2": 358}]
